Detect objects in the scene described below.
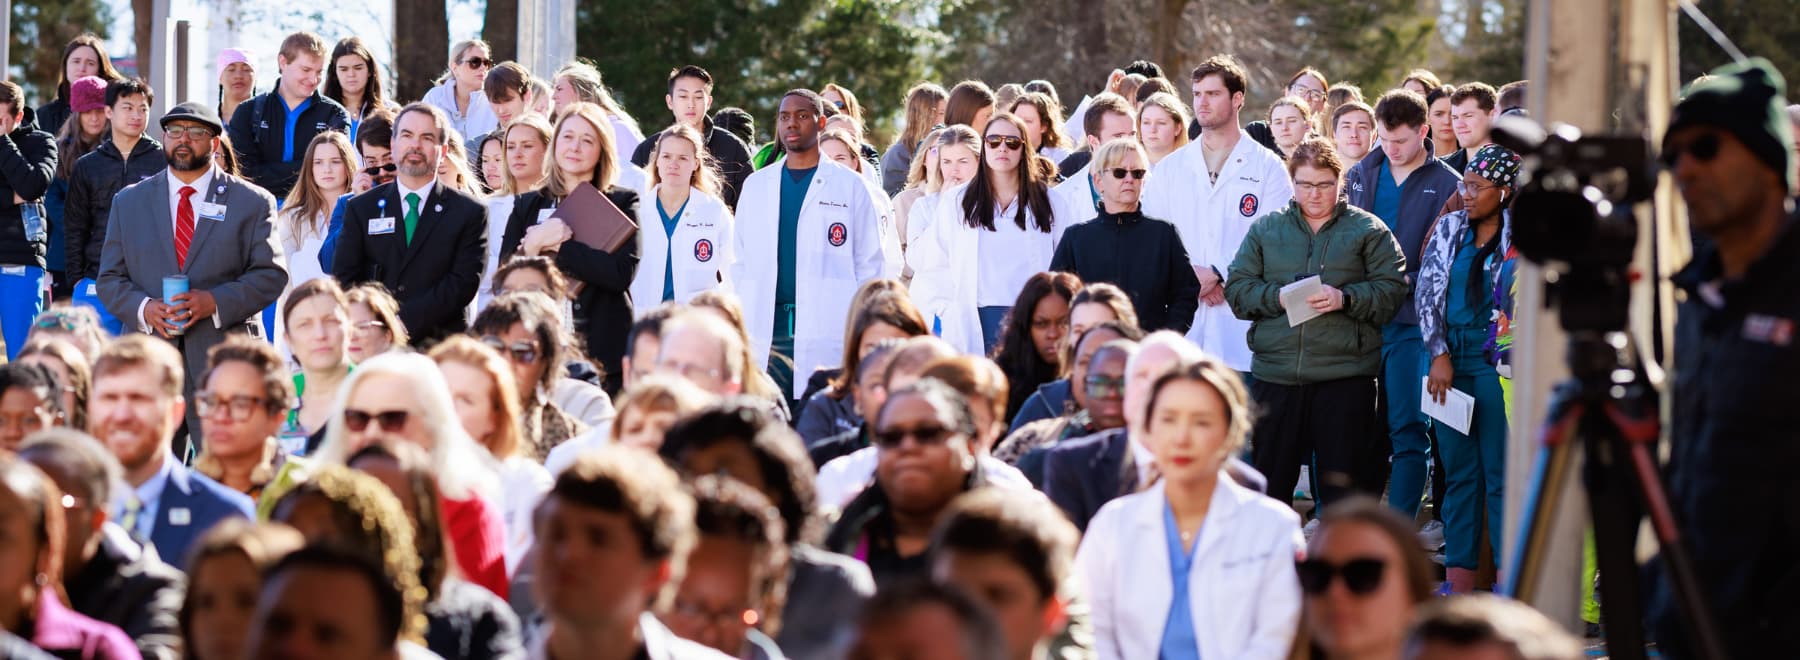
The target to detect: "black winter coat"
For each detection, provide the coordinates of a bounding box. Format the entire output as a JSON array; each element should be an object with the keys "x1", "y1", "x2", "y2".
[
  {"x1": 500, "y1": 188, "x2": 641, "y2": 394},
  {"x1": 64, "y1": 136, "x2": 167, "y2": 281},
  {"x1": 1049, "y1": 206, "x2": 1202, "y2": 333},
  {"x1": 226, "y1": 86, "x2": 351, "y2": 199},
  {"x1": 0, "y1": 106, "x2": 59, "y2": 268}
]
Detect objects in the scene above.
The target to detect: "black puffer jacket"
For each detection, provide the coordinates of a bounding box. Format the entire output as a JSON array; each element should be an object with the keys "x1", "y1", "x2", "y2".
[
  {"x1": 65, "y1": 135, "x2": 166, "y2": 281},
  {"x1": 225, "y1": 86, "x2": 351, "y2": 199},
  {"x1": 0, "y1": 106, "x2": 59, "y2": 268}
]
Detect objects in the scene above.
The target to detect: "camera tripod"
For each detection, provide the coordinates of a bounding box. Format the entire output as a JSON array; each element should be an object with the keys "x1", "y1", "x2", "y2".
[{"x1": 1505, "y1": 331, "x2": 1725, "y2": 660}]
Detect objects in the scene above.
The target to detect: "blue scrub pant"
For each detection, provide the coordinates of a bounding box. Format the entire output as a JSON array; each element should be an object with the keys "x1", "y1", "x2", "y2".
[
  {"x1": 0, "y1": 266, "x2": 48, "y2": 361},
  {"x1": 70, "y1": 278, "x2": 125, "y2": 336},
  {"x1": 1383, "y1": 322, "x2": 1432, "y2": 518},
  {"x1": 1436, "y1": 326, "x2": 1508, "y2": 570},
  {"x1": 978, "y1": 305, "x2": 1009, "y2": 354}
]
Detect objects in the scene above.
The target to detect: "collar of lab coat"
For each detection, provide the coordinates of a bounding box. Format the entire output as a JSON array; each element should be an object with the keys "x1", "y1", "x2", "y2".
[{"x1": 1126, "y1": 471, "x2": 1263, "y2": 561}]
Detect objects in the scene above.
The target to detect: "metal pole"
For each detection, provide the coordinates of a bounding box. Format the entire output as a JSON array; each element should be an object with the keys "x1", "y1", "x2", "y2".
[
  {"x1": 0, "y1": 0, "x2": 11, "y2": 79},
  {"x1": 518, "y1": 0, "x2": 576, "y2": 89},
  {"x1": 147, "y1": 0, "x2": 172, "y2": 139},
  {"x1": 175, "y1": 20, "x2": 190, "y2": 104}
]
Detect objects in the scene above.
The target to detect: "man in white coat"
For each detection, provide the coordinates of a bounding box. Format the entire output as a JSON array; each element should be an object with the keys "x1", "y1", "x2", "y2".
[
  {"x1": 733, "y1": 89, "x2": 890, "y2": 403},
  {"x1": 1050, "y1": 93, "x2": 1139, "y2": 227},
  {"x1": 1142, "y1": 55, "x2": 1294, "y2": 374}
]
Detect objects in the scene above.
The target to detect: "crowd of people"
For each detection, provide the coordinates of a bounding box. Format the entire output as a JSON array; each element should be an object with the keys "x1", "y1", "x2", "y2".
[{"x1": 0, "y1": 25, "x2": 1793, "y2": 660}]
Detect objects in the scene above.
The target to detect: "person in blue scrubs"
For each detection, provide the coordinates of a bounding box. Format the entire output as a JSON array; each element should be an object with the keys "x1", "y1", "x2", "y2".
[{"x1": 767, "y1": 93, "x2": 824, "y2": 410}]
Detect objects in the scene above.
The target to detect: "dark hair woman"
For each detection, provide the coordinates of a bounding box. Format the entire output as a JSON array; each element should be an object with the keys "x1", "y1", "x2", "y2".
[{"x1": 990, "y1": 271, "x2": 1081, "y2": 421}]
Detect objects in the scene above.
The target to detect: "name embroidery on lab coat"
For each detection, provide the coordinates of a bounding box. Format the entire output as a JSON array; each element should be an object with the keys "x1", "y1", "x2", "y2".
[
  {"x1": 694, "y1": 239, "x2": 714, "y2": 262},
  {"x1": 828, "y1": 222, "x2": 848, "y2": 246}
]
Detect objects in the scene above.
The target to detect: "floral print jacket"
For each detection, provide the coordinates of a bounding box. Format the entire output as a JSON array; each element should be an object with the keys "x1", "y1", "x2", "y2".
[{"x1": 1415, "y1": 209, "x2": 1513, "y2": 359}]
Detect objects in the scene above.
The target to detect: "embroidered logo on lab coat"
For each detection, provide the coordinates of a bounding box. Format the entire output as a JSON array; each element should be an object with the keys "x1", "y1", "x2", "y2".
[
  {"x1": 828, "y1": 222, "x2": 847, "y2": 247},
  {"x1": 1239, "y1": 194, "x2": 1259, "y2": 217},
  {"x1": 1743, "y1": 314, "x2": 1794, "y2": 347},
  {"x1": 694, "y1": 239, "x2": 714, "y2": 262}
]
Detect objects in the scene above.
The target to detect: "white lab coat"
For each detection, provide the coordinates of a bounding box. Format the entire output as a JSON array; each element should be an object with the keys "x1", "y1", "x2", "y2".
[
  {"x1": 733, "y1": 158, "x2": 892, "y2": 398},
  {"x1": 475, "y1": 194, "x2": 516, "y2": 315},
  {"x1": 1077, "y1": 477, "x2": 1304, "y2": 660},
  {"x1": 907, "y1": 181, "x2": 1070, "y2": 355},
  {"x1": 1140, "y1": 136, "x2": 1294, "y2": 371},
  {"x1": 851, "y1": 167, "x2": 904, "y2": 279},
  {"x1": 1063, "y1": 95, "x2": 1094, "y2": 147},
  {"x1": 630, "y1": 186, "x2": 734, "y2": 314},
  {"x1": 1050, "y1": 163, "x2": 1101, "y2": 227}
]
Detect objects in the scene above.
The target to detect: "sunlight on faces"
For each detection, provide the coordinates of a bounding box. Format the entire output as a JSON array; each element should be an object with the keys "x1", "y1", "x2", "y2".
[
  {"x1": 1377, "y1": 123, "x2": 1426, "y2": 168},
  {"x1": 0, "y1": 484, "x2": 40, "y2": 630},
  {"x1": 1287, "y1": 76, "x2": 1328, "y2": 114},
  {"x1": 506, "y1": 124, "x2": 549, "y2": 186},
  {"x1": 0, "y1": 386, "x2": 57, "y2": 451},
  {"x1": 1030, "y1": 294, "x2": 1071, "y2": 364},
  {"x1": 16, "y1": 355, "x2": 75, "y2": 422},
  {"x1": 554, "y1": 115, "x2": 604, "y2": 180},
  {"x1": 333, "y1": 55, "x2": 370, "y2": 98},
  {"x1": 278, "y1": 51, "x2": 324, "y2": 99},
  {"x1": 479, "y1": 139, "x2": 506, "y2": 190},
  {"x1": 1305, "y1": 522, "x2": 1419, "y2": 659},
  {"x1": 1270, "y1": 104, "x2": 1310, "y2": 151},
  {"x1": 932, "y1": 551, "x2": 1059, "y2": 660},
  {"x1": 655, "y1": 135, "x2": 700, "y2": 188},
  {"x1": 77, "y1": 109, "x2": 108, "y2": 137},
  {"x1": 1333, "y1": 109, "x2": 1374, "y2": 162},
  {"x1": 1067, "y1": 301, "x2": 1118, "y2": 342},
  {"x1": 1457, "y1": 171, "x2": 1504, "y2": 220},
  {"x1": 107, "y1": 93, "x2": 151, "y2": 137},
  {"x1": 1293, "y1": 165, "x2": 1342, "y2": 220},
  {"x1": 490, "y1": 89, "x2": 529, "y2": 126},
  {"x1": 532, "y1": 496, "x2": 670, "y2": 626},
  {"x1": 552, "y1": 76, "x2": 578, "y2": 112},
  {"x1": 1145, "y1": 378, "x2": 1233, "y2": 483},
  {"x1": 1191, "y1": 75, "x2": 1242, "y2": 130},
  {"x1": 983, "y1": 120, "x2": 1024, "y2": 173},
  {"x1": 89, "y1": 366, "x2": 183, "y2": 476},
  {"x1": 1451, "y1": 98, "x2": 1493, "y2": 149},
  {"x1": 197, "y1": 361, "x2": 281, "y2": 463},
  {"x1": 971, "y1": 105, "x2": 994, "y2": 134},
  {"x1": 285, "y1": 294, "x2": 349, "y2": 373},
  {"x1": 938, "y1": 144, "x2": 979, "y2": 187},
  {"x1": 1077, "y1": 342, "x2": 1129, "y2": 431},
  {"x1": 777, "y1": 95, "x2": 824, "y2": 153},
  {"x1": 1428, "y1": 97, "x2": 1454, "y2": 146},
  {"x1": 345, "y1": 302, "x2": 391, "y2": 363},
  {"x1": 857, "y1": 321, "x2": 913, "y2": 358},
  {"x1": 820, "y1": 138, "x2": 861, "y2": 172},
  {"x1": 341, "y1": 372, "x2": 431, "y2": 453},
  {"x1": 491, "y1": 322, "x2": 546, "y2": 402},
  {"x1": 392, "y1": 109, "x2": 444, "y2": 179},
  {"x1": 1121, "y1": 343, "x2": 1177, "y2": 432},
  {"x1": 221, "y1": 62, "x2": 256, "y2": 96},
  {"x1": 615, "y1": 404, "x2": 681, "y2": 452},
  {"x1": 856, "y1": 354, "x2": 897, "y2": 428},
  {"x1": 1012, "y1": 103, "x2": 1045, "y2": 151},
  {"x1": 1094, "y1": 149, "x2": 1147, "y2": 208},
  {"x1": 874, "y1": 392, "x2": 974, "y2": 515},
  {"x1": 187, "y1": 551, "x2": 262, "y2": 660},
  {"x1": 826, "y1": 115, "x2": 862, "y2": 144},
  {"x1": 310, "y1": 141, "x2": 351, "y2": 193},
  {"x1": 665, "y1": 537, "x2": 758, "y2": 654},
  {"x1": 1139, "y1": 104, "x2": 1183, "y2": 154},
  {"x1": 497, "y1": 267, "x2": 552, "y2": 296},
  {"x1": 65, "y1": 45, "x2": 102, "y2": 81},
  {"x1": 667, "y1": 76, "x2": 712, "y2": 128},
  {"x1": 438, "y1": 361, "x2": 499, "y2": 452},
  {"x1": 1086, "y1": 112, "x2": 1136, "y2": 150},
  {"x1": 453, "y1": 44, "x2": 490, "y2": 92},
  {"x1": 655, "y1": 326, "x2": 736, "y2": 395},
  {"x1": 625, "y1": 334, "x2": 660, "y2": 390}
]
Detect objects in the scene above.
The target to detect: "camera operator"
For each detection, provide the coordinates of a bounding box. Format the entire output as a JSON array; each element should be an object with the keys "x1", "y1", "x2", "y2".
[{"x1": 1651, "y1": 58, "x2": 1799, "y2": 658}]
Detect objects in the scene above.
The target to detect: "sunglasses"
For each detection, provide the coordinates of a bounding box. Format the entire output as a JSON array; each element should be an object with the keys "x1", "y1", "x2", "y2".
[
  {"x1": 1659, "y1": 132, "x2": 1720, "y2": 169},
  {"x1": 1109, "y1": 168, "x2": 1147, "y2": 180},
  {"x1": 984, "y1": 136, "x2": 1025, "y2": 151},
  {"x1": 362, "y1": 163, "x2": 397, "y2": 177},
  {"x1": 1295, "y1": 558, "x2": 1387, "y2": 596},
  {"x1": 481, "y1": 336, "x2": 540, "y2": 364},
  {"x1": 32, "y1": 315, "x2": 83, "y2": 331},
  {"x1": 462, "y1": 56, "x2": 493, "y2": 70},
  {"x1": 873, "y1": 425, "x2": 956, "y2": 449},
  {"x1": 344, "y1": 408, "x2": 410, "y2": 433}
]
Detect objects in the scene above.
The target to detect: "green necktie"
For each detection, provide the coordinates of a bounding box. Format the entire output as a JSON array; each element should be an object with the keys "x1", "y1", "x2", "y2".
[{"x1": 403, "y1": 192, "x2": 421, "y2": 245}]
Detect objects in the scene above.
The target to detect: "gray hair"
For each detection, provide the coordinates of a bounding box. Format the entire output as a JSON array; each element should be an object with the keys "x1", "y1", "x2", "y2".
[
  {"x1": 1125, "y1": 330, "x2": 1204, "y2": 380},
  {"x1": 315, "y1": 351, "x2": 500, "y2": 502}
]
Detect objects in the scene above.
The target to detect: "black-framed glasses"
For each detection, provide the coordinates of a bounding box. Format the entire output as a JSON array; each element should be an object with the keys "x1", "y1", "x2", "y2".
[
  {"x1": 480, "y1": 336, "x2": 540, "y2": 365},
  {"x1": 344, "y1": 408, "x2": 410, "y2": 432},
  {"x1": 461, "y1": 56, "x2": 492, "y2": 70},
  {"x1": 195, "y1": 392, "x2": 271, "y2": 421},
  {"x1": 1659, "y1": 132, "x2": 1721, "y2": 169},
  {"x1": 1084, "y1": 375, "x2": 1126, "y2": 398},
  {"x1": 165, "y1": 126, "x2": 217, "y2": 141},
  {"x1": 1295, "y1": 180, "x2": 1338, "y2": 194},
  {"x1": 984, "y1": 136, "x2": 1024, "y2": 151},
  {"x1": 1295, "y1": 558, "x2": 1387, "y2": 596},
  {"x1": 873, "y1": 425, "x2": 956, "y2": 449},
  {"x1": 1109, "y1": 168, "x2": 1147, "y2": 180},
  {"x1": 362, "y1": 163, "x2": 397, "y2": 177}
]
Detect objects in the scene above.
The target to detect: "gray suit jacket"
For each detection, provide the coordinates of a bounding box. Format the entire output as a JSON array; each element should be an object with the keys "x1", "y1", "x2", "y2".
[{"x1": 97, "y1": 168, "x2": 287, "y2": 450}]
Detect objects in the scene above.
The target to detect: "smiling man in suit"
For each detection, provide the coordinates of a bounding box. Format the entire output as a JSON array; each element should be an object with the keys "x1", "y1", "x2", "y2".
[
  {"x1": 88, "y1": 335, "x2": 254, "y2": 564},
  {"x1": 331, "y1": 102, "x2": 486, "y2": 347},
  {"x1": 97, "y1": 102, "x2": 288, "y2": 455}
]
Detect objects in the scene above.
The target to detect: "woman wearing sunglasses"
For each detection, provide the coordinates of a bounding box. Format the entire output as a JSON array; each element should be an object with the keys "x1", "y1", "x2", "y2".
[
  {"x1": 1291, "y1": 497, "x2": 1436, "y2": 660},
  {"x1": 421, "y1": 39, "x2": 499, "y2": 144},
  {"x1": 910, "y1": 112, "x2": 1070, "y2": 355},
  {"x1": 1414, "y1": 144, "x2": 1519, "y2": 594},
  {"x1": 310, "y1": 350, "x2": 510, "y2": 599},
  {"x1": 1076, "y1": 358, "x2": 1302, "y2": 660},
  {"x1": 471, "y1": 291, "x2": 588, "y2": 461},
  {"x1": 1049, "y1": 138, "x2": 1201, "y2": 334}
]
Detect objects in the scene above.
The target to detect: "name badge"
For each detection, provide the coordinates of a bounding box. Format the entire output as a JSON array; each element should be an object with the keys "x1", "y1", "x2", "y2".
[
  {"x1": 369, "y1": 217, "x2": 396, "y2": 235},
  {"x1": 0, "y1": 265, "x2": 25, "y2": 276},
  {"x1": 536, "y1": 208, "x2": 556, "y2": 225},
  {"x1": 194, "y1": 201, "x2": 227, "y2": 221},
  {"x1": 86, "y1": 281, "x2": 99, "y2": 295},
  {"x1": 169, "y1": 507, "x2": 192, "y2": 526}
]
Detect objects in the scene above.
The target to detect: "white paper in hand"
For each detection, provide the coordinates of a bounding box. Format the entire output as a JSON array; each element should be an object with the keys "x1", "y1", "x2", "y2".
[
  {"x1": 1420, "y1": 377, "x2": 1476, "y2": 435},
  {"x1": 1280, "y1": 275, "x2": 1326, "y2": 327}
]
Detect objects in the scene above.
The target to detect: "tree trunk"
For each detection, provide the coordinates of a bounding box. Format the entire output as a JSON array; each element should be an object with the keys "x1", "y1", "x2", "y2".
[
  {"x1": 1152, "y1": 0, "x2": 1191, "y2": 79},
  {"x1": 1076, "y1": 0, "x2": 1109, "y2": 87},
  {"x1": 133, "y1": 0, "x2": 152, "y2": 78},
  {"x1": 482, "y1": 0, "x2": 518, "y2": 64},
  {"x1": 394, "y1": 0, "x2": 449, "y2": 103}
]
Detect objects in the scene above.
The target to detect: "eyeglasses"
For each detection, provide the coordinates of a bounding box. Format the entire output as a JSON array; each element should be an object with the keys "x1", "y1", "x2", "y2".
[
  {"x1": 165, "y1": 126, "x2": 216, "y2": 141},
  {"x1": 1109, "y1": 168, "x2": 1147, "y2": 180},
  {"x1": 1084, "y1": 375, "x2": 1126, "y2": 398},
  {"x1": 195, "y1": 393, "x2": 271, "y2": 421},
  {"x1": 668, "y1": 598, "x2": 759, "y2": 629},
  {"x1": 1290, "y1": 88, "x2": 1327, "y2": 102},
  {"x1": 1295, "y1": 558, "x2": 1387, "y2": 596},
  {"x1": 352, "y1": 320, "x2": 388, "y2": 338},
  {"x1": 658, "y1": 359, "x2": 724, "y2": 382},
  {"x1": 362, "y1": 163, "x2": 397, "y2": 177},
  {"x1": 984, "y1": 136, "x2": 1024, "y2": 151},
  {"x1": 32, "y1": 314, "x2": 83, "y2": 331},
  {"x1": 1659, "y1": 132, "x2": 1721, "y2": 169},
  {"x1": 461, "y1": 56, "x2": 492, "y2": 70},
  {"x1": 1455, "y1": 180, "x2": 1497, "y2": 196},
  {"x1": 831, "y1": 100, "x2": 847, "y2": 110},
  {"x1": 873, "y1": 424, "x2": 956, "y2": 449},
  {"x1": 1295, "y1": 181, "x2": 1338, "y2": 193},
  {"x1": 481, "y1": 336, "x2": 540, "y2": 365},
  {"x1": 344, "y1": 408, "x2": 410, "y2": 433}
]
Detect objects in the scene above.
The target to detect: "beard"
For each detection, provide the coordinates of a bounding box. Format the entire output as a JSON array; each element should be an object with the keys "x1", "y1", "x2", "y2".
[
  {"x1": 398, "y1": 149, "x2": 435, "y2": 178},
  {"x1": 168, "y1": 145, "x2": 212, "y2": 172}
]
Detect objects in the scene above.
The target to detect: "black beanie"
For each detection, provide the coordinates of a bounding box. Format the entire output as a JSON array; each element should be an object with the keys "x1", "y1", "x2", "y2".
[{"x1": 1666, "y1": 57, "x2": 1795, "y2": 192}]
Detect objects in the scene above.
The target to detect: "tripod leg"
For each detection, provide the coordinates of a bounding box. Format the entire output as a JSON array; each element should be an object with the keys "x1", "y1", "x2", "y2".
[
  {"x1": 1625, "y1": 442, "x2": 1730, "y2": 660},
  {"x1": 1586, "y1": 429, "x2": 1648, "y2": 660}
]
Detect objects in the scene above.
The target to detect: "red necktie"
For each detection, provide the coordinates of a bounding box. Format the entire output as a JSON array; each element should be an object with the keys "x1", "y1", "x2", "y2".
[{"x1": 175, "y1": 186, "x2": 196, "y2": 269}]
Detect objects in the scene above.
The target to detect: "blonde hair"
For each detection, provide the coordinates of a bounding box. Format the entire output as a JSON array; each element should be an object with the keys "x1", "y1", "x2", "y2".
[
  {"x1": 609, "y1": 374, "x2": 714, "y2": 441},
  {"x1": 818, "y1": 129, "x2": 863, "y2": 173},
  {"x1": 552, "y1": 61, "x2": 640, "y2": 137},
  {"x1": 1268, "y1": 95, "x2": 1315, "y2": 126},
  {"x1": 689, "y1": 290, "x2": 782, "y2": 401},
  {"x1": 280, "y1": 131, "x2": 358, "y2": 248},
  {"x1": 499, "y1": 115, "x2": 554, "y2": 196},
  {"x1": 428, "y1": 336, "x2": 528, "y2": 461},
  {"x1": 903, "y1": 127, "x2": 947, "y2": 191},
  {"x1": 1092, "y1": 136, "x2": 1150, "y2": 173},
  {"x1": 543, "y1": 102, "x2": 619, "y2": 199},
  {"x1": 437, "y1": 39, "x2": 490, "y2": 87},
  {"x1": 277, "y1": 31, "x2": 328, "y2": 64},
  {"x1": 1137, "y1": 92, "x2": 1192, "y2": 149},
  {"x1": 822, "y1": 83, "x2": 863, "y2": 126},
  {"x1": 646, "y1": 123, "x2": 721, "y2": 197},
  {"x1": 437, "y1": 129, "x2": 484, "y2": 198},
  {"x1": 314, "y1": 351, "x2": 502, "y2": 503},
  {"x1": 894, "y1": 82, "x2": 949, "y2": 155}
]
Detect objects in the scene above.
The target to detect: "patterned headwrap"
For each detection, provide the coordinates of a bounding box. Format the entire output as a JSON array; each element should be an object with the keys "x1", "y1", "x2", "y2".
[{"x1": 1467, "y1": 144, "x2": 1522, "y2": 188}]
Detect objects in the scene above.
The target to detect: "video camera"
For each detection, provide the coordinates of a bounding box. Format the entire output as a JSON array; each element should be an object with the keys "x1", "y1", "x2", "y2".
[{"x1": 1489, "y1": 116, "x2": 1656, "y2": 336}]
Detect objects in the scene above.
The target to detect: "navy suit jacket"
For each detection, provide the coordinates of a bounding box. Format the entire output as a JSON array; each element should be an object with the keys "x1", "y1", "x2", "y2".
[
  {"x1": 1042, "y1": 428, "x2": 1268, "y2": 532},
  {"x1": 145, "y1": 460, "x2": 254, "y2": 565}
]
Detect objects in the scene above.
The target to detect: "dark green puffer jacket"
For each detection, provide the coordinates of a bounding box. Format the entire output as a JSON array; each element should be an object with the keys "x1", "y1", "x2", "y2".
[{"x1": 1225, "y1": 199, "x2": 1407, "y2": 385}]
